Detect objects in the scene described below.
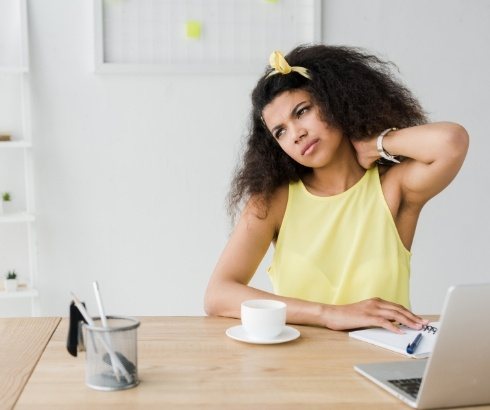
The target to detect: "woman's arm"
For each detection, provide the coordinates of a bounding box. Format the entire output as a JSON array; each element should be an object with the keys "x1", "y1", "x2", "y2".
[
  {"x1": 204, "y1": 192, "x2": 282, "y2": 319},
  {"x1": 204, "y1": 188, "x2": 427, "y2": 333},
  {"x1": 353, "y1": 122, "x2": 469, "y2": 206}
]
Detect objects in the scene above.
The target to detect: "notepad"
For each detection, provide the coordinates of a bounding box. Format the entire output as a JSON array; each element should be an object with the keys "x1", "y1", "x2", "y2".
[{"x1": 349, "y1": 322, "x2": 440, "y2": 359}]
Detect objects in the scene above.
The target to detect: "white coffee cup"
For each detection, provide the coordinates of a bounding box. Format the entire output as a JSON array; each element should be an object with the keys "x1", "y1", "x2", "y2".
[{"x1": 241, "y1": 299, "x2": 287, "y2": 340}]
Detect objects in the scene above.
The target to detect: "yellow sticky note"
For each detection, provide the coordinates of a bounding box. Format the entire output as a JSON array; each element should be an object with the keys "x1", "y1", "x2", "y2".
[
  {"x1": 265, "y1": 0, "x2": 279, "y2": 3},
  {"x1": 185, "y1": 21, "x2": 202, "y2": 39}
]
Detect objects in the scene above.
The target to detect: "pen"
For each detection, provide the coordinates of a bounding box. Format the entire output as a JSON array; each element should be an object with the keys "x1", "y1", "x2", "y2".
[
  {"x1": 92, "y1": 281, "x2": 108, "y2": 328},
  {"x1": 406, "y1": 333, "x2": 423, "y2": 355}
]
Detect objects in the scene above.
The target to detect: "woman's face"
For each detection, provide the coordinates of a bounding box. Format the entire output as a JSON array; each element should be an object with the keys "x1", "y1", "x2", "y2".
[{"x1": 262, "y1": 89, "x2": 345, "y2": 168}]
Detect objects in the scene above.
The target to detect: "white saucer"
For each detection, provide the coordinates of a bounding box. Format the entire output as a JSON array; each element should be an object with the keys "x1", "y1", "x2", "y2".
[{"x1": 225, "y1": 325, "x2": 300, "y2": 344}]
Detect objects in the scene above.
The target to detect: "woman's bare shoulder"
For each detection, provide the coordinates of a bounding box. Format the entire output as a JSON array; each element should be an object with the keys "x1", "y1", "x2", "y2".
[
  {"x1": 269, "y1": 184, "x2": 289, "y2": 236},
  {"x1": 244, "y1": 184, "x2": 289, "y2": 234}
]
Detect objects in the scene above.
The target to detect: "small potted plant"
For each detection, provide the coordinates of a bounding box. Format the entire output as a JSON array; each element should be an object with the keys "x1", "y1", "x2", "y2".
[
  {"x1": 4, "y1": 270, "x2": 18, "y2": 292},
  {"x1": 0, "y1": 192, "x2": 11, "y2": 214}
]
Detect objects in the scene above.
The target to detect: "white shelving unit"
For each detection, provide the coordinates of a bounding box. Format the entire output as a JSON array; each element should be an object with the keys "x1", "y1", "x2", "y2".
[{"x1": 0, "y1": 0, "x2": 39, "y2": 315}]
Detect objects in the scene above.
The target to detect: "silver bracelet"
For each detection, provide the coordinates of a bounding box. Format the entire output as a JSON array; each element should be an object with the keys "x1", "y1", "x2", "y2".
[{"x1": 376, "y1": 128, "x2": 400, "y2": 163}]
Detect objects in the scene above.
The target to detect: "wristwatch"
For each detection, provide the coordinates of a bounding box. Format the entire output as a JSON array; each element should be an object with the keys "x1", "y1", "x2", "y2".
[{"x1": 376, "y1": 128, "x2": 400, "y2": 163}]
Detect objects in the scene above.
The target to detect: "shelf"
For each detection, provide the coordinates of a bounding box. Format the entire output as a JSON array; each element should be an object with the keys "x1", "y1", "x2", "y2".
[
  {"x1": 0, "y1": 212, "x2": 35, "y2": 223},
  {"x1": 0, "y1": 141, "x2": 31, "y2": 148},
  {"x1": 0, "y1": 287, "x2": 38, "y2": 299},
  {"x1": 0, "y1": 0, "x2": 37, "y2": 315}
]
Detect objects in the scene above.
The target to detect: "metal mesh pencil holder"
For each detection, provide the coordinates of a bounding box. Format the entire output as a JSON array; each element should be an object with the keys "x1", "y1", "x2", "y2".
[{"x1": 83, "y1": 316, "x2": 140, "y2": 391}]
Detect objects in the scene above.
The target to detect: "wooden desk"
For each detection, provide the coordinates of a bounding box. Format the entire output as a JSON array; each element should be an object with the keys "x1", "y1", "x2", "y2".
[
  {"x1": 0, "y1": 317, "x2": 60, "y2": 410},
  {"x1": 13, "y1": 317, "x2": 490, "y2": 409}
]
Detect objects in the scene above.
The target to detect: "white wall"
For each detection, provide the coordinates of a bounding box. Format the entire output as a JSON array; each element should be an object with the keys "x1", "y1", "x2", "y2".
[
  {"x1": 26, "y1": 0, "x2": 261, "y2": 316},
  {"x1": 6, "y1": 0, "x2": 489, "y2": 316}
]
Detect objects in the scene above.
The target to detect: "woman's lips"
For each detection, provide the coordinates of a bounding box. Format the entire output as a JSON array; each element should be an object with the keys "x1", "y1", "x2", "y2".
[{"x1": 301, "y1": 139, "x2": 319, "y2": 155}]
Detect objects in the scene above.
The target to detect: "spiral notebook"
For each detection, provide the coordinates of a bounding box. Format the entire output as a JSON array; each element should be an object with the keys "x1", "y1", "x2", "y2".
[{"x1": 349, "y1": 323, "x2": 440, "y2": 359}]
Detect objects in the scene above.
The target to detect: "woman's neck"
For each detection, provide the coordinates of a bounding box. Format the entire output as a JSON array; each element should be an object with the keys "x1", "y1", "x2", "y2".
[{"x1": 302, "y1": 141, "x2": 366, "y2": 196}]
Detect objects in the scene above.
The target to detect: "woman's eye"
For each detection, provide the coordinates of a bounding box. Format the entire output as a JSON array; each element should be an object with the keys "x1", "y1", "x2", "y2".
[
  {"x1": 297, "y1": 106, "x2": 309, "y2": 117},
  {"x1": 274, "y1": 128, "x2": 285, "y2": 139}
]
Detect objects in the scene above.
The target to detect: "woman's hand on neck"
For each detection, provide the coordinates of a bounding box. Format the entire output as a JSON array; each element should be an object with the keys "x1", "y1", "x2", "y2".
[{"x1": 350, "y1": 136, "x2": 380, "y2": 169}]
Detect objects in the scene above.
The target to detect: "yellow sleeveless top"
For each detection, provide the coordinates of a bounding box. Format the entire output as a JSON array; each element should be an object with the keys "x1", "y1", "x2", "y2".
[{"x1": 267, "y1": 166, "x2": 411, "y2": 307}]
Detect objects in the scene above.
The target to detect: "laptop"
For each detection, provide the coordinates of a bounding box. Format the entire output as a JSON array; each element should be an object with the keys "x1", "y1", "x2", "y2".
[{"x1": 354, "y1": 283, "x2": 490, "y2": 409}]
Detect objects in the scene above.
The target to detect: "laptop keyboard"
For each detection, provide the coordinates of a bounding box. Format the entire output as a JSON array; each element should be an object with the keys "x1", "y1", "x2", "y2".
[{"x1": 387, "y1": 378, "x2": 422, "y2": 399}]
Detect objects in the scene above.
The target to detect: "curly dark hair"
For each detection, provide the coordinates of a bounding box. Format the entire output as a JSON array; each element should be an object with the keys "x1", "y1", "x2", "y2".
[{"x1": 228, "y1": 44, "x2": 428, "y2": 220}]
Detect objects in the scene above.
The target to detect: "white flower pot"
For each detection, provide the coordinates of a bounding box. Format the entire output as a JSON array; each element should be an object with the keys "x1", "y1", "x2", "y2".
[
  {"x1": 4, "y1": 278, "x2": 18, "y2": 292},
  {"x1": 0, "y1": 200, "x2": 12, "y2": 214}
]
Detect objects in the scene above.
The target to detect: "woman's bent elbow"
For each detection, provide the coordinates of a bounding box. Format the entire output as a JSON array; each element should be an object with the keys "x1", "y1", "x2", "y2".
[
  {"x1": 439, "y1": 122, "x2": 469, "y2": 164},
  {"x1": 203, "y1": 287, "x2": 219, "y2": 317},
  {"x1": 448, "y1": 123, "x2": 469, "y2": 154}
]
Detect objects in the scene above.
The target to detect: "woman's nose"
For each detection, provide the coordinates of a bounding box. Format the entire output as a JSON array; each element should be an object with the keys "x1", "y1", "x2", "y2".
[{"x1": 293, "y1": 127, "x2": 307, "y2": 143}]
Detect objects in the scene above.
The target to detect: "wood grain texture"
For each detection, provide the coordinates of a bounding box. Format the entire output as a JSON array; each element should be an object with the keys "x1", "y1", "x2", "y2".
[
  {"x1": 15, "y1": 316, "x2": 489, "y2": 409},
  {"x1": 0, "y1": 317, "x2": 60, "y2": 410}
]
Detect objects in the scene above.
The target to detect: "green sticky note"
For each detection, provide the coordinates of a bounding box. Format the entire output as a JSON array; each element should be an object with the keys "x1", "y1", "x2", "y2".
[
  {"x1": 265, "y1": 0, "x2": 279, "y2": 3},
  {"x1": 185, "y1": 21, "x2": 202, "y2": 39}
]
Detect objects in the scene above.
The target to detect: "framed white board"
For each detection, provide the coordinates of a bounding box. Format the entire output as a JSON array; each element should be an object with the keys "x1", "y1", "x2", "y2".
[{"x1": 93, "y1": 0, "x2": 322, "y2": 74}]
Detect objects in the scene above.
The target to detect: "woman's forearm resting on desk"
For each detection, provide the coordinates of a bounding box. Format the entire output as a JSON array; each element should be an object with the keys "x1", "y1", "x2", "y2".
[{"x1": 204, "y1": 279, "x2": 427, "y2": 333}]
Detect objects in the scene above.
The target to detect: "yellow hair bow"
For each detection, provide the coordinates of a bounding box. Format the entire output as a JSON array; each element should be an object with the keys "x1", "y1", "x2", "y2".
[{"x1": 266, "y1": 51, "x2": 310, "y2": 80}]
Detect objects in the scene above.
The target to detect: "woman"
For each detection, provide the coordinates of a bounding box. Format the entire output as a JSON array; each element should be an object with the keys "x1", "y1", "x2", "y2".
[{"x1": 204, "y1": 45, "x2": 468, "y2": 333}]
